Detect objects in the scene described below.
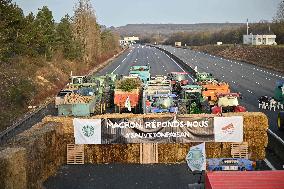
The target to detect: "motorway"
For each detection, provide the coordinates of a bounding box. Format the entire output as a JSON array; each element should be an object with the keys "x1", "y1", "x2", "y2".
[
  {"x1": 96, "y1": 45, "x2": 193, "y2": 82},
  {"x1": 159, "y1": 45, "x2": 284, "y2": 140}
]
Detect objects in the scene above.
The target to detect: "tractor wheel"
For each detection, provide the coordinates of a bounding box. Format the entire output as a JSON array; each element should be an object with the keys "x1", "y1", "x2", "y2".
[
  {"x1": 115, "y1": 105, "x2": 120, "y2": 113},
  {"x1": 277, "y1": 111, "x2": 284, "y2": 131},
  {"x1": 94, "y1": 103, "x2": 101, "y2": 115},
  {"x1": 178, "y1": 103, "x2": 187, "y2": 114},
  {"x1": 105, "y1": 92, "x2": 113, "y2": 108}
]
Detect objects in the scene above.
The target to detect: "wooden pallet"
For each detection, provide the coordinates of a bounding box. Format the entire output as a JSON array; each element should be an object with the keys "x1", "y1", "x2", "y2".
[
  {"x1": 67, "y1": 144, "x2": 84, "y2": 164},
  {"x1": 140, "y1": 143, "x2": 158, "y2": 164},
  {"x1": 231, "y1": 142, "x2": 248, "y2": 159}
]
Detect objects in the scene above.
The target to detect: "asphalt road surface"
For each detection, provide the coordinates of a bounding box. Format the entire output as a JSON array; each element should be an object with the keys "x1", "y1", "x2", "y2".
[
  {"x1": 159, "y1": 45, "x2": 284, "y2": 140},
  {"x1": 96, "y1": 45, "x2": 194, "y2": 82},
  {"x1": 44, "y1": 164, "x2": 203, "y2": 189}
]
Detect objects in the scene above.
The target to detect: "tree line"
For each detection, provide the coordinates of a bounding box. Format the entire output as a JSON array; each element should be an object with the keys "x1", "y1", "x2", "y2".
[
  {"x1": 0, "y1": 0, "x2": 120, "y2": 63},
  {"x1": 164, "y1": 1, "x2": 284, "y2": 46}
]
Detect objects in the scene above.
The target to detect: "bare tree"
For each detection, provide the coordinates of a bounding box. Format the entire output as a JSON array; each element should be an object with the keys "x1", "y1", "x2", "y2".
[
  {"x1": 274, "y1": 1, "x2": 284, "y2": 23},
  {"x1": 73, "y1": 0, "x2": 101, "y2": 64}
]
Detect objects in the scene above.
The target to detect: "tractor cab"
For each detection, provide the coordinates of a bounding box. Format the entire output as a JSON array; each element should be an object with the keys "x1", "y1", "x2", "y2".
[
  {"x1": 70, "y1": 76, "x2": 87, "y2": 85},
  {"x1": 178, "y1": 85, "x2": 209, "y2": 114},
  {"x1": 212, "y1": 93, "x2": 246, "y2": 114},
  {"x1": 129, "y1": 66, "x2": 151, "y2": 83},
  {"x1": 196, "y1": 72, "x2": 215, "y2": 82},
  {"x1": 274, "y1": 80, "x2": 284, "y2": 104},
  {"x1": 168, "y1": 72, "x2": 189, "y2": 86},
  {"x1": 147, "y1": 94, "x2": 178, "y2": 113}
]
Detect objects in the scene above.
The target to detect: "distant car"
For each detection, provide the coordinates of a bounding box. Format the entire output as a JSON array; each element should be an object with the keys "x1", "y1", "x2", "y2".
[{"x1": 207, "y1": 158, "x2": 255, "y2": 171}]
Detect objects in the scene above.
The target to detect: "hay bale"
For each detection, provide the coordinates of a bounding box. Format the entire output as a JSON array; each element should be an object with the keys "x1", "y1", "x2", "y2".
[
  {"x1": 4, "y1": 122, "x2": 66, "y2": 189},
  {"x1": 43, "y1": 116, "x2": 73, "y2": 134},
  {"x1": 249, "y1": 147, "x2": 266, "y2": 161},
  {"x1": 206, "y1": 148, "x2": 222, "y2": 158},
  {"x1": 84, "y1": 144, "x2": 140, "y2": 164},
  {"x1": 206, "y1": 142, "x2": 222, "y2": 149},
  {"x1": 0, "y1": 147, "x2": 27, "y2": 189},
  {"x1": 224, "y1": 112, "x2": 268, "y2": 131},
  {"x1": 126, "y1": 144, "x2": 140, "y2": 163},
  {"x1": 221, "y1": 147, "x2": 232, "y2": 157}
]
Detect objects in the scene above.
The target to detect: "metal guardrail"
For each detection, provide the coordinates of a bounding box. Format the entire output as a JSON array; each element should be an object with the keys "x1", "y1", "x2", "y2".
[
  {"x1": 150, "y1": 45, "x2": 197, "y2": 78},
  {"x1": 0, "y1": 99, "x2": 54, "y2": 141}
]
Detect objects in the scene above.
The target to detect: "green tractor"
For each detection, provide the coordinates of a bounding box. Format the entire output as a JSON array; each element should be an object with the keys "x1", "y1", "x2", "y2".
[
  {"x1": 88, "y1": 74, "x2": 119, "y2": 108},
  {"x1": 196, "y1": 72, "x2": 215, "y2": 82},
  {"x1": 273, "y1": 81, "x2": 284, "y2": 131},
  {"x1": 178, "y1": 85, "x2": 210, "y2": 114},
  {"x1": 274, "y1": 80, "x2": 284, "y2": 104}
]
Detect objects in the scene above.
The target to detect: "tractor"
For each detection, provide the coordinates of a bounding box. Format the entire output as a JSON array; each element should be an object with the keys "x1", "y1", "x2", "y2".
[
  {"x1": 57, "y1": 85, "x2": 105, "y2": 117},
  {"x1": 178, "y1": 85, "x2": 210, "y2": 114},
  {"x1": 167, "y1": 72, "x2": 189, "y2": 94},
  {"x1": 274, "y1": 80, "x2": 284, "y2": 104},
  {"x1": 129, "y1": 66, "x2": 151, "y2": 84},
  {"x1": 142, "y1": 76, "x2": 174, "y2": 113},
  {"x1": 196, "y1": 72, "x2": 215, "y2": 82},
  {"x1": 199, "y1": 81, "x2": 230, "y2": 106},
  {"x1": 211, "y1": 93, "x2": 246, "y2": 114},
  {"x1": 145, "y1": 94, "x2": 178, "y2": 113}
]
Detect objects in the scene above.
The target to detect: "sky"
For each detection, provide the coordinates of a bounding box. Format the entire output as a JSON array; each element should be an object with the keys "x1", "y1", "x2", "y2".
[{"x1": 13, "y1": 0, "x2": 283, "y2": 27}]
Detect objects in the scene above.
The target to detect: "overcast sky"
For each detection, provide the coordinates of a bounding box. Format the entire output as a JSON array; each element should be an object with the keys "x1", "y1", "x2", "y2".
[{"x1": 13, "y1": 0, "x2": 282, "y2": 27}]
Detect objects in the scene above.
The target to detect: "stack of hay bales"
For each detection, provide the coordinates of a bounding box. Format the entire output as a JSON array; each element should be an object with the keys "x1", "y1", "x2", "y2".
[
  {"x1": 0, "y1": 148, "x2": 27, "y2": 189},
  {"x1": 3, "y1": 121, "x2": 67, "y2": 189},
  {"x1": 221, "y1": 112, "x2": 268, "y2": 160},
  {"x1": 43, "y1": 112, "x2": 268, "y2": 162}
]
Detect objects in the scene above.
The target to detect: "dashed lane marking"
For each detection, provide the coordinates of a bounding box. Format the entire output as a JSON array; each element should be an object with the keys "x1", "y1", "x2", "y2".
[{"x1": 111, "y1": 65, "x2": 121, "y2": 74}]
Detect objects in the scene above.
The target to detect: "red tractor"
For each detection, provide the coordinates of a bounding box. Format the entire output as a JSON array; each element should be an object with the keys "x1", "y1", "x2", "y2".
[{"x1": 211, "y1": 93, "x2": 246, "y2": 114}]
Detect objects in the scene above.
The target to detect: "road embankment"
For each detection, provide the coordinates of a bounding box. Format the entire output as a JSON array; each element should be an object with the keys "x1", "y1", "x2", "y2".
[{"x1": 191, "y1": 45, "x2": 284, "y2": 74}]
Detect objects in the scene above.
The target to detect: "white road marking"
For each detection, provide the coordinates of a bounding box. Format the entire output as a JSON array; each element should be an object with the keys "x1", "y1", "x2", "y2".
[
  {"x1": 122, "y1": 58, "x2": 126, "y2": 62},
  {"x1": 111, "y1": 65, "x2": 121, "y2": 74},
  {"x1": 264, "y1": 158, "x2": 276, "y2": 170}
]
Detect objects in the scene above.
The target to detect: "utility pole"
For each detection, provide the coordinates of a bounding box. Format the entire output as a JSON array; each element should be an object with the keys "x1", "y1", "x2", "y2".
[{"x1": 246, "y1": 18, "x2": 249, "y2": 35}]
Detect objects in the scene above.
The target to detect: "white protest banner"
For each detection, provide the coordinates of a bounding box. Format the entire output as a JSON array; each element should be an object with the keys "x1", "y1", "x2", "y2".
[
  {"x1": 186, "y1": 142, "x2": 206, "y2": 171},
  {"x1": 74, "y1": 118, "x2": 101, "y2": 144},
  {"x1": 214, "y1": 116, "x2": 243, "y2": 142}
]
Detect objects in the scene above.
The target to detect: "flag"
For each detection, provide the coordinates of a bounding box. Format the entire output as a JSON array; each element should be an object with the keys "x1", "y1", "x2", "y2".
[
  {"x1": 125, "y1": 96, "x2": 131, "y2": 111},
  {"x1": 186, "y1": 142, "x2": 206, "y2": 171},
  {"x1": 73, "y1": 118, "x2": 101, "y2": 144}
]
